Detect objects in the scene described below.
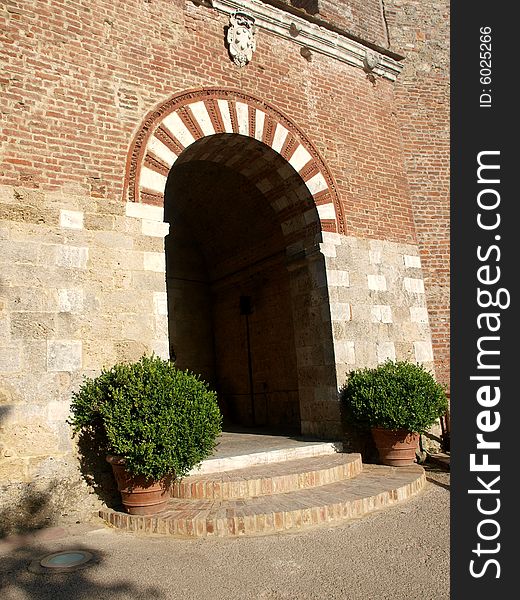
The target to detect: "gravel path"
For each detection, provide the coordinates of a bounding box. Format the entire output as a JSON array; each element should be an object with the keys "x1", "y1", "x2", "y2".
[{"x1": 0, "y1": 465, "x2": 449, "y2": 600}]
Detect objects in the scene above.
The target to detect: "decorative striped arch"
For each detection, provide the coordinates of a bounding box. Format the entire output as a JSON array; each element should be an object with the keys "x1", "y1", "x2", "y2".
[{"x1": 123, "y1": 88, "x2": 345, "y2": 234}]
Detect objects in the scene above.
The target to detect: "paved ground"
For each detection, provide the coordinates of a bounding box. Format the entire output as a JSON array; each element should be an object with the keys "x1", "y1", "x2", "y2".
[{"x1": 0, "y1": 464, "x2": 449, "y2": 600}]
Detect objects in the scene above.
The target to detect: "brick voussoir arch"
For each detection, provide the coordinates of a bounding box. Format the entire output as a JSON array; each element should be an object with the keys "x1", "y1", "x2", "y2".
[{"x1": 123, "y1": 88, "x2": 344, "y2": 234}]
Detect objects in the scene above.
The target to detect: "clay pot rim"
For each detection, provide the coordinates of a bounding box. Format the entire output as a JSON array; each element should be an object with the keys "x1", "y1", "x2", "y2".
[{"x1": 106, "y1": 454, "x2": 175, "y2": 482}]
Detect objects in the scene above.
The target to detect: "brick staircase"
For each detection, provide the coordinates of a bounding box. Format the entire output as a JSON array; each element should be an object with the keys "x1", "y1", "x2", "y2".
[{"x1": 100, "y1": 439, "x2": 426, "y2": 537}]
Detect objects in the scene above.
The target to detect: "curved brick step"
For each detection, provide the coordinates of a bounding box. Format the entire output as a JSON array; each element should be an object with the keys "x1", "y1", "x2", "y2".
[
  {"x1": 172, "y1": 453, "x2": 362, "y2": 500},
  {"x1": 100, "y1": 464, "x2": 426, "y2": 538}
]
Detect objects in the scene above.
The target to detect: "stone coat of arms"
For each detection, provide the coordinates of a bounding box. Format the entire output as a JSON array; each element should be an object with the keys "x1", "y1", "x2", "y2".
[{"x1": 227, "y1": 11, "x2": 256, "y2": 67}]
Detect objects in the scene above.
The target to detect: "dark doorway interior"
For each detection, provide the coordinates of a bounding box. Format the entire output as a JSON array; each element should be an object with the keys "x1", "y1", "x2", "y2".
[{"x1": 164, "y1": 140, "x2": 302, "y2": 434}]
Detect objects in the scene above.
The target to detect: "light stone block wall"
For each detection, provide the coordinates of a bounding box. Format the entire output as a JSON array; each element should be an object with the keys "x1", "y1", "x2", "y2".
[
  {"x1": 0, "y1": 185, "x2": 440, "y2": 521},
  {"x1": 0, "y1": 185, "x2": 170, "y2": 526},
  {"x1": 286, "y1": 249, "x2": 340, "y2": 440},
  {"x1": 322, "y1": 234, "x2": 435, "y2": 382},
  {"x1": 319, "y1": 233, "x2": 440, "y2": 450},
  {"x1": 292, "y1": 233, "x2": 436, "y2": 443}
]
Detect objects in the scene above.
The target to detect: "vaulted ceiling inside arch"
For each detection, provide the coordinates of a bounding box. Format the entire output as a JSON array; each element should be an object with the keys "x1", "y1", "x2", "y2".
[{"x1": 164, "y1": 134, "x2": 317, "y2": 282}]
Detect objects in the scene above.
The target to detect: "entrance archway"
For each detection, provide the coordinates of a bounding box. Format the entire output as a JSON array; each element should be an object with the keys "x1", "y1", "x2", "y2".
[{"x1": 124, "y1": 89, "x2": 342, "y2": 438}]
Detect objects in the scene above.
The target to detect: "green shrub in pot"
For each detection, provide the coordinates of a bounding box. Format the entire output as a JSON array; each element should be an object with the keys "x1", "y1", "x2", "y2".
[
  {"x1": 340, "y1": 360, "x2": 448, "y2": 433},
  {"x1": 340, "y1": 360, "x2": 448, "y2": 466},
  {"x1": 69, "y1": 354, "x2": 223, "y2": 481}
]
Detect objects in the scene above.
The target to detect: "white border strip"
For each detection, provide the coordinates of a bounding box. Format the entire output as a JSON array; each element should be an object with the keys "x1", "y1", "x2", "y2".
[
  {"x1": 190, "y1": 101, "x2": 216, "y2": 136},
  {"x1": 217, "y1": 99, "x2": 234, "y2": 133}
]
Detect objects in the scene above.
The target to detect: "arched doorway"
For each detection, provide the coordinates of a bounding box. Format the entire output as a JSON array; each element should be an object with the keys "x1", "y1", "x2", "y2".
[
  {"x1": 165, "y1": 134, "x2": 323, "y2": 433},
  {"x1": 124, "y1": 89, "x2": 342, "y2": 438}
]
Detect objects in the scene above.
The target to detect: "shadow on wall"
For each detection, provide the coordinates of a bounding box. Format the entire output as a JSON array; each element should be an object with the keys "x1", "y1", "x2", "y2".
[
  {"x1": 0, "y1": 543, "x2": 166, "y2": 600},
  {"x1": 0, "y1": 481, "x2": 59, "y2": 539},
  {"x1": 74, "y1": 428, "x2": 120, "y2": 511},
  {"x1": 0, "y1": 405, "x2": 59, "y2": 538},
  {"x1": 0, "y1": 406, "x2": 119, "y2": 538},
  {"x1": 0, "y1": 401, "x2": 64, "y2": 538},
  {"x1": 0, "y1": 473, "x2": 111, "y2": 540}
]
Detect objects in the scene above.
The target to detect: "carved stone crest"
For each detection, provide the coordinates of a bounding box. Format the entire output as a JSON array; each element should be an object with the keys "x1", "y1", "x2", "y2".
[
  {"x1": 363, "y1": 50, "x2": 380, "y2": 72},
  {"x1": 227, "y1": 11, "x2": 256, "y2": 67}
]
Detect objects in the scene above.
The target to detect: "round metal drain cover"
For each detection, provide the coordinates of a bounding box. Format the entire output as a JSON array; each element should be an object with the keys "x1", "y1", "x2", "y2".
[
  {"x1": 29, "y1": 550, "x2": 96, "y2": 574},
  {"x1": 40, "y1": 550, "x2": 93, "y2": 569}
]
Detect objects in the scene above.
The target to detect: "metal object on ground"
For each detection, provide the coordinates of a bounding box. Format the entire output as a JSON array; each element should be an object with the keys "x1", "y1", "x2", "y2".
[{"x1": 28, "y1": 550, "x2": 96, "y2": 574}]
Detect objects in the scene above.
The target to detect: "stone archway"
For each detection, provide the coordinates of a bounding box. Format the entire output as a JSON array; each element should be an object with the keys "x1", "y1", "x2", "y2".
[
  {"x1": 123, "y1": 89, "x2": 343, "y2": 439},
  {"x1": 123, "y1": 88, "x2": 345, "y2": 236}
]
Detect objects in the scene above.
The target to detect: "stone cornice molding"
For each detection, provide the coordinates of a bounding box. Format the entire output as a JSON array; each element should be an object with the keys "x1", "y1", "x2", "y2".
[{"x1": 211, "y1": 0, "x2": 403, "y2": 80}]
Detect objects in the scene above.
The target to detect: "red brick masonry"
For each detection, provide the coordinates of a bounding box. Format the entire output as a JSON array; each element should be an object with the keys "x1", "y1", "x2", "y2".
[{"x1": 100, "y1": 455, "x2": 425, "y2": 537}]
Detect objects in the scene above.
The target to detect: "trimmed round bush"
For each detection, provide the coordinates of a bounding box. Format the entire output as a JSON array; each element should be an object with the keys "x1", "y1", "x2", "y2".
[
  {"x1": 69, "y1": 355, "x2": 222, "y2": 480},
  {"x1": 340, "y1": 360, "x2": 448, "y2": 433}
]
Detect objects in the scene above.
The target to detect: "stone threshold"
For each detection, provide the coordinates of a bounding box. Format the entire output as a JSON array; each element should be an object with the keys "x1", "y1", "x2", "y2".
[
  {"x1": 426, "y1": 452, "x2": 450, "y2": 471},
  {"x1": 193, "y1": 439, "x2": 343, "y2": 475}
]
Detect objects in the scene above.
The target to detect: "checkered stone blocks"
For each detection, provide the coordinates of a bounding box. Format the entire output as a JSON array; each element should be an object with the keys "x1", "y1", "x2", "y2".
[
  {"x1": 323, "y1": 234, "x2": 435, "y2": 385},
  {"x1": 0, "y1": 186, "x2": 171, "y2": 498}
]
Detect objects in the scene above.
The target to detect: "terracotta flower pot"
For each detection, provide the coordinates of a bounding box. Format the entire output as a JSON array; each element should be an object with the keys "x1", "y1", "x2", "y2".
[
  {"x1": 106, "y1": 455, "x2": 172, "y2": 515},
  {"x1": 370, "y1": 428, "x2": 420, "y2": 467}
]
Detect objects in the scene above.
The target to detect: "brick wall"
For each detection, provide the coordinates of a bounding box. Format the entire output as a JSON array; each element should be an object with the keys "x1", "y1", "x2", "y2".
[
  {"x1": 384, "y1": 0, "x2": 450, "y2": 390},
  {"x1": 269, "y1": 1, "x2": 389, "y2": 47},
  {"x1": 1, "y1": 0, "x2": 415, "y2": 244}
]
